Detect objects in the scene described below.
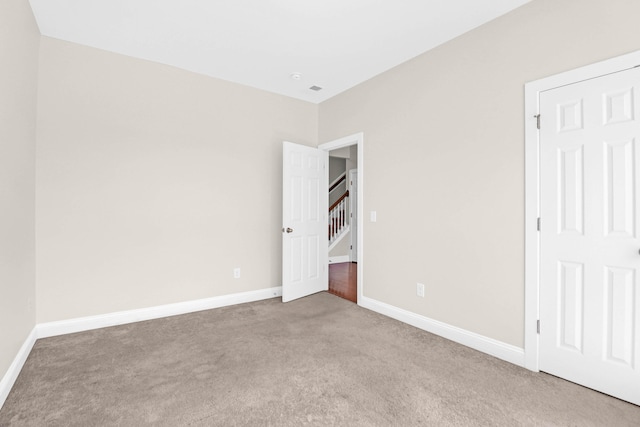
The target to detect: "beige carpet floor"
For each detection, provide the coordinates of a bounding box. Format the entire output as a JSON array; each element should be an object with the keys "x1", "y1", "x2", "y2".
[{"x1": 0, "y1": 292, "x2": 638, "y2": 426}]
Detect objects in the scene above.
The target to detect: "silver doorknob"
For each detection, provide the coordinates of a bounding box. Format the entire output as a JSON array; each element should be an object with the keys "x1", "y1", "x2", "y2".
[{"x1": 283, "y1": 227, "x2": 293, "y2": 233}]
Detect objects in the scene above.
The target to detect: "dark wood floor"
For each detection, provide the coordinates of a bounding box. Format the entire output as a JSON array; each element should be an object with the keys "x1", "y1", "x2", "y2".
[{"x1": 328, "y1": 262, "x2": 357, "y2": 303}]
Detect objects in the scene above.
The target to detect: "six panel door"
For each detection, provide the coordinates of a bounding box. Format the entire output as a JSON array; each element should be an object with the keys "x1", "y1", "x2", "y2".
[
  {"x1": 282, "y1": 141, "x2": 328, "y2": 302},
  {"x1": 539, "y1": 67, "x2": 640, "y2": 405}
]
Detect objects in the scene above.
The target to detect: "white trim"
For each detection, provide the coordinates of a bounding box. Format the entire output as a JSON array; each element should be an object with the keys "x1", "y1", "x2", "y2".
[
  {"x1": 1, "y1": 284, "x2": 523, "y2": 411},
  {"x1": 37, "y1": 287, "x2": 282, "y2": 339},
  {"x1": 1, "y1": 287, "x2": 281, "y2": 409},
  {"x1": 360, "y1": 296, "x2": 525, "y2": 367},
  {"x1": 524, "y1": 49, "x2": 640, "y2": 372},
  {"x1": 0, "y1": 328, "x2": 37, "y2": 410},
  {"x1": 328, "y1": 255, "x2": 350, "y2": 264},
  {"x1": 348, "y1": 168, "x2": 358, "y2": 263},
  {"x1": 319, "y1": 132, "x2": 364, "y2": 304}
]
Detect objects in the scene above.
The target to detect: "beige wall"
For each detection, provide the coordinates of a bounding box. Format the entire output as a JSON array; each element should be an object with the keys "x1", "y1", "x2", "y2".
[
  {"x1": 6, "y1": 0, "x2": 639, "y2": 379},
  {"x1": 36, "y1": 38, "x2": 317, "y2": 322},
  {"x1": 319, "y1": 0, "x2": 640, "y2": 347},
  {"x1": 329, "y1": 156, "x2": 346, "y2": 184},
  {"x1": 346, "y1": 145, "x2": 357, "y2": 175},
  {"x1": 0, "y1": 0, "x2": 39, "y2": 379}
]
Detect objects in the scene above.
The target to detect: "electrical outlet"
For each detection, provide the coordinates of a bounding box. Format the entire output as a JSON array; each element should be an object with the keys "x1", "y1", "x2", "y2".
[
  {"x1": 417, "y1": 283, "x2": 425, "y2": 298},
  {"x1": 370, "y1": 211, "x2": 377, "y2": 222},
  {"x1": 233, "y1": 268, "x2": 241, "y2": 279}
]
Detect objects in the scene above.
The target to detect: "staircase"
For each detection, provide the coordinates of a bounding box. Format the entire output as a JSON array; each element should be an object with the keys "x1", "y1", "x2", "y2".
[{"x1": 328, "y1": 173, "x2": 349, "y2": 251}]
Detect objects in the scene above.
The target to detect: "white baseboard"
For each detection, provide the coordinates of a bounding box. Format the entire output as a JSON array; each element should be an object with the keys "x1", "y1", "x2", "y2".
[
  {"x1": 1, "y1": 287, "x2": 282, "y2": 409},
  {"x1": 328, "y1": 255, "x2": 350, "y2": 264},
  {"x1": 358, "y1": 296, "x2": 526, "y2": 367},
  {"x1": 2, "y1": 288, "x2": 523, "y2": 412},
  {"x1": 0, "y1": 328, "x2": 37, "y2": 410},
  {"x1": 37, "y1": 286, "x2": 282, "y2": 339},
  {"x1": 0, "y1": 287, "x2": 282, "y2": 410}
]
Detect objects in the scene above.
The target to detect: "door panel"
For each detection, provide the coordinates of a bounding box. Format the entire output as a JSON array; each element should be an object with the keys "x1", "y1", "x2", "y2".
[
  {"x1": 282, "y1": 141, "x2": 328, "y2": 302},
  {"x1": 539, "y1": 67, "x2": 640, "y2": 405},
  {"x1": 558, "y1": 145, "x2": 584, "y2": 235},
  {"x1": 558, "y1": 261, "x2": 584, "y2": 353},
  {"x1": 604, "y1": 139, "x2": 635, "y2": 237},
  {"x1": 604, "y1": 266, "x2": 635, "y2": 367}
]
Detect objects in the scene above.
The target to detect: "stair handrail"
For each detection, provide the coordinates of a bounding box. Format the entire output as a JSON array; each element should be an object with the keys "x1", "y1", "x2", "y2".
[{"x1": 329, "y1": 190, "x2": 349, "y2": 211}]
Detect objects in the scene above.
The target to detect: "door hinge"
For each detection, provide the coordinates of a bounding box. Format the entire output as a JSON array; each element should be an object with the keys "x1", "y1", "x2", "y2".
[
  {"x1": 537, "y1": 217, "x2": 541, "y2": 231},
  {"x1": 535, "y1": 114, "x2": 541, "y2": 130},
  {"x1": 537, "y1": 319, "x2": 540, "y2": 334}
]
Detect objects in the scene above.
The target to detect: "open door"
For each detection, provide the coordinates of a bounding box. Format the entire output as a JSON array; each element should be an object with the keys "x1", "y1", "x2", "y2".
[{"x1": 282, "y1": 141, "x2": 328, "y2": 302}]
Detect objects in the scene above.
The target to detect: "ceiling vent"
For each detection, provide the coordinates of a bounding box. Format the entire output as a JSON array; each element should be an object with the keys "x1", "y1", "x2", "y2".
[{"x1": 309, "y1": 85, "x2": 323, "y2": 91}]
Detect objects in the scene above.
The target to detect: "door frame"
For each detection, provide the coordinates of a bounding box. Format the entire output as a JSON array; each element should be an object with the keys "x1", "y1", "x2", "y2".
[
  {"x1": 524, "y1": 50, "x2": 640, "y2": 372},
  {"x1": 319, "y1": 133, "x2": 364, "y2": 304},
  {"x1": 348, "y1": 168, "x2": 358, "y2": 263}
]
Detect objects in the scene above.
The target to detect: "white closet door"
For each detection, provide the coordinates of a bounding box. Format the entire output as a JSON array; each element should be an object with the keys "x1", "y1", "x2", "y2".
[{"x1": 539, "y1": 66, "x2": 640, "y2": 405}]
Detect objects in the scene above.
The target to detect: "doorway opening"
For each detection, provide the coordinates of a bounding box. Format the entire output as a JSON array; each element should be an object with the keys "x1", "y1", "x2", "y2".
[
  {"x1": 319, "y1": 133, "x2": 363, "y2": 305},
  {"x1": 327, "y1": 145, "x2": 358, "y2": 303}
]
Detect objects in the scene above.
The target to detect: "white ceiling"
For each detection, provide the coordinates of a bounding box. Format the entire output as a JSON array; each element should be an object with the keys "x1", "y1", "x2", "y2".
[{"x1": 29, "y1": 0, "x2": 532, "y2": 103}]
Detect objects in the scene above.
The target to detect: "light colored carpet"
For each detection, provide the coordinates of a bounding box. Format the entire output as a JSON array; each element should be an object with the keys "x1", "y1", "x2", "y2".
[{"x1": 0, "y1": 292, "x2": 638, "y2": 426}]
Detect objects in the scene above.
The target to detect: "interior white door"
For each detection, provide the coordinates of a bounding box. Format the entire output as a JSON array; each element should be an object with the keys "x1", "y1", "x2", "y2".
[
  {"x1": 282, "y1": 141, "x2": 328, "y2": 302},
  {"x1": 539, "y1": 67, "x2": 640, "y2": 405},
  {"x1": 349, "y1": 169, "x2": 358, "y2": 262}
]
